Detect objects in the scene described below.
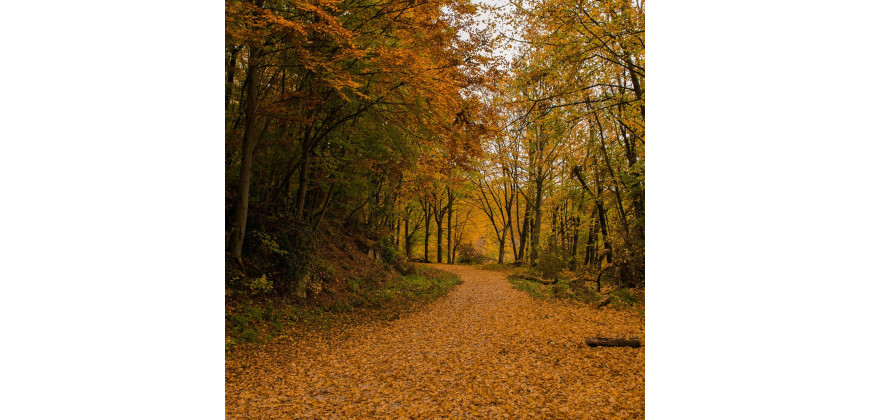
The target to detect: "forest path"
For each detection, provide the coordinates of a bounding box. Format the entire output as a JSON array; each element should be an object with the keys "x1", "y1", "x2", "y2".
[{"x1": 225, "y1": 264, "x2": 644, "y2": 418}]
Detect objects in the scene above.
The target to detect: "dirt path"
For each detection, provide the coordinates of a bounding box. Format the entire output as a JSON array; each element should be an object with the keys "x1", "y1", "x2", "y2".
[{"x1": 226, "y1": 264, "x2": 644, "y2": 418}]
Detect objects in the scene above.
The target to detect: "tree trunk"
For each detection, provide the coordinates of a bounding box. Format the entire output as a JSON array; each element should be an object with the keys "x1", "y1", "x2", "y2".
[
  {"x1": 436, "y1": 217, "x2": 443, "y2": 263},
  {"x1": 505, "y1": 181, "x2": 516, "y2": 262},
  {"x1": 396, "y1": 217, "x2": 401, "y2": 249},
  {"x1": 423, "y1": 203, "x2": 432, "y2": 262},
  {"x1": 446, "y1": 188, "x2": 453, "y2": 264},
  {"x1": 497, "y1": 233, "x2": 506, "y2": 264},
  {"x1": 571, "y1": 217, "x2": 580, "y2": 265},
  {"x1": 404, "y1": 216, "x2": 411, "y2": 259},
  {"x1": 295, "y1": 128, "x2": 313, "y2": 220},
  {"x1": 517, "y1": 200, "x2": 531, "y2": 263},
  {"x1": 595, "y1": 197, "x2": 613, "y2": 265},
  {"x1": 584, "y1": 207, "x2": 599, "y2": 266},
  {"x1": 530, "y1": 177, "x2": 543, "y2": 266},
  {"x1": 225, "y1": 45, "x2": 239, "y2": 111},
  {"x1": 229, "y1": 45, "x2": 260, "y2": 263}
]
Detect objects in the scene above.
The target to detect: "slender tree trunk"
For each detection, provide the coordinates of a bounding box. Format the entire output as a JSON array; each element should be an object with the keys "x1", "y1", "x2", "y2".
[
  {"x1": 229, "y1": 45, "x2": 260, "y2": 263},
  {"x1": 436, "y1": 216, "x2": 443, "y2": 263},
  {"x1": 571, "y1": 217, "x2": 580, "y2": 265},
  {"x1": 627, "y1": 62, "x2": 645, "y2": 120},
  {"x1": 585, "y1": 207, "x2": 598, "y2": 266},
  {"x1": 530, "y1": 177, "x2": 543, "y2": 266},
  {"x1": 423, "y1": 203, "x2": 432, "y2": 262},
  {"x1": 596, "y1": 197, "x2": 613, "y2": 264},
  {"x1": 395, "y1": 217, "x2": 401, "y2": 250},
  {"x1": 404, "y1": 216, "x2": 412, "y2": 259},
  {"x1": 225, "y1": 45, "x2": 239, "y2": 111},
  {"x1": 295, "y1": 128, "x2": 313, "y2": 220}
]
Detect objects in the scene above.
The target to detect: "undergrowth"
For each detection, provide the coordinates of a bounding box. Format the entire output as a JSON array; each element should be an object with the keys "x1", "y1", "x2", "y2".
[
  {"x1": 507, "y1": 273, "x2": 644, "y2": 313},
  {"x1": 226, "y1": 266, "x2": 460, "y2": 351},
  {"x1": 478, "y1": 262, "x2": 514, "y2": 271}
]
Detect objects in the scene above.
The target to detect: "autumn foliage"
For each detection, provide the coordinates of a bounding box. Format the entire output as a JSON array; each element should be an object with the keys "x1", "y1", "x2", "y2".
[{"x1": 226, "y1": 0, "x2": 644, "y2": 416}]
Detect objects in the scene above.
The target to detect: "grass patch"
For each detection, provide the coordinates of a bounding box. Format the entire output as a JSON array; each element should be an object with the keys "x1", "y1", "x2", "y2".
[
  {"x1": 507, "y1": 273, "x2": 643, "y2": 311},
  {"x1": 507, "y1": 274, "x2": 554, "y2": 300},
  {"x1": 226, "y1": 266, "x2": 460, "y2": 352}
]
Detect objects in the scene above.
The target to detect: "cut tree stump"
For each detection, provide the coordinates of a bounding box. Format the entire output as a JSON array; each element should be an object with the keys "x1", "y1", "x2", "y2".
[{"x1": 585, "y1": 337, "x2": 642, "y2": 348}]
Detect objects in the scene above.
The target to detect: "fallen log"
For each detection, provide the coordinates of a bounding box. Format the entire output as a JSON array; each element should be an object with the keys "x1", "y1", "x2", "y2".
[
  {"x1": 585, "y1": 337, "x2": 642, "y2": 348},
  {"x1": 513, "y1": 274, "x2": 557, "y2": 285}
]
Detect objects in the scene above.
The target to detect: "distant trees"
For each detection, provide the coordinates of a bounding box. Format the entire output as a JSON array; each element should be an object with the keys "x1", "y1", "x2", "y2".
[{"x1": 464, "y1": 0, "x2": 644, "y2": 285}]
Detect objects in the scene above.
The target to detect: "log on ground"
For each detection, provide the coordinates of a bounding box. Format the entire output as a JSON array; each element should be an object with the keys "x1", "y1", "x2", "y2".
[
  {"x1": 585, "y1": 337, "x2": 642, "y2": 348},
  {"x1": 513, "y1": 274, "x2": 557, "y2": 285}
]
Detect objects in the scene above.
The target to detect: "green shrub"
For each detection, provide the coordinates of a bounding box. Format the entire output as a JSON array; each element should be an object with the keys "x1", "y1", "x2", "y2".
[
  {"x1": 377, "y1": 237, "x2": 398, "y2": 265},
  {"x1": 569, "y1": 282, "x2": 603, "y2": 304},
  {"x1": 348, "y1": 277, "x2": 364, "y2": 293},
  {"x1": 535, "y1": 246, "x2": 567, "y2": 280},
  {"x1": 245, "y1": 274, "x2": 274, "y2": 295},
  {"x1": 553, "y1": 281, "x2": 571, "y2": 299},
  {"x1": 611, "y1": 288, "x2": 641, "y2": 308}
]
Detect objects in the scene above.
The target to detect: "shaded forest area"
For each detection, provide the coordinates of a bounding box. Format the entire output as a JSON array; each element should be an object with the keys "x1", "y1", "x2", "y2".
[{"x1": 225, "y1": 0, "x2": 644, "y2": 302}]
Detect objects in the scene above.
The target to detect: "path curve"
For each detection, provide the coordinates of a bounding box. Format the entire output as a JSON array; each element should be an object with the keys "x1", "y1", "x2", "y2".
[{"x1": 226, "y1": 264, "x2": 644, "y2": 418}]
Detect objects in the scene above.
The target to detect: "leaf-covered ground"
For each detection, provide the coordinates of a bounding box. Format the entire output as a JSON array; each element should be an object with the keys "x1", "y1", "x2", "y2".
[{"x1": 226, "y1": 264, "x2": 644, "y2": 418}]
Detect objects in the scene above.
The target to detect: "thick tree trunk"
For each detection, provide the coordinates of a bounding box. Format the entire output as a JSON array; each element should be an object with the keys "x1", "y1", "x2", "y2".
[
  {"x1": 229, "y1": 45, "x2": 260, "y2": 263},
  {"x1": 517, "y1": 201, "x2": 531, "y2": 263},
  {"x1": 446, "y1": 188, "x2": 453, "y2": 264},
  {"x1": 505, "y1": 182, "x2": 515, "y2": 262}
]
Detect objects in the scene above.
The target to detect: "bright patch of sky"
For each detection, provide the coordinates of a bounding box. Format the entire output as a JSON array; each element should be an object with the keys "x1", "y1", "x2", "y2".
[{"x1": 459, "y1": 0, "x2": 523, "y2": 68}]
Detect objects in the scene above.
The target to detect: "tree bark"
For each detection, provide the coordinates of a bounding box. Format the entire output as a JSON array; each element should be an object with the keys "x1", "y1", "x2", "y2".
[
  {"x1": 435, "y1": 207, "x2": 444, "y2": 263},
  {"x1": 530, "y1": 177, "x2": 543, "y2": 266},
  {"x1": 517, "y1": 200, "x2": 530, "y2": 263},
  {"x1": 585, "y1": 337, "x2": 641, "y2": 348},
  {"x1": 423, "y1": 202, "x2": 432, "y2": 262},
  {"x1": 446, "y1": 187, "x2": 453, "y2": 264},
  {"x1": 225, "y1": 45, "x2": 239, "y2": 111},
  {"x1": 295, "y1": 127, "x2": 313, "y2": 220},
  {"x1": 229, "y1": 44, "x2": 261, "y2": 263},
  {"x1": 404, "y1": 216, "x2": 411, "y2": 259}
]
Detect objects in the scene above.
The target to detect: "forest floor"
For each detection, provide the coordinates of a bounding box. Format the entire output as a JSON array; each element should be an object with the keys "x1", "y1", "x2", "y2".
[{"x1": 225, "y1": 264, "x2": 645, "y2": 418}]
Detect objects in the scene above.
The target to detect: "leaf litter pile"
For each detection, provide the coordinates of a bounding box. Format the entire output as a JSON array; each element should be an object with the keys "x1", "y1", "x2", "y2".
[{"x1": 226, "y1": 264, "x2": 644, "y2": 418}]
